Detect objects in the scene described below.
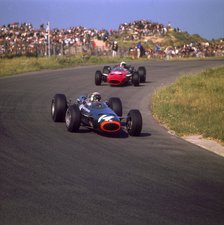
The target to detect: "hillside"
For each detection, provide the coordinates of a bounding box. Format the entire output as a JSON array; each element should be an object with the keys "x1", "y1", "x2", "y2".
[{"x1": 109, "y1": 28, "x2": 208, "y2": 51}]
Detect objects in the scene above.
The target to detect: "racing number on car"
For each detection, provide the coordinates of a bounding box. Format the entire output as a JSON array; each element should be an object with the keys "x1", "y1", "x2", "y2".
[{"x1": 98, "y1": 115, "x2": 114, "y2": 123}]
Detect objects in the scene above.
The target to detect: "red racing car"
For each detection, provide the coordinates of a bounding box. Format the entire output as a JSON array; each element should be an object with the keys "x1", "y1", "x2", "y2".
[{"x1": 95, "y1": 62, "x2": 146, "y2": 86}]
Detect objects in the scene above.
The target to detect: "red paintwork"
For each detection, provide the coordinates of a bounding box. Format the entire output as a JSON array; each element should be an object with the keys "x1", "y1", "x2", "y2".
[{"x1": 107, "y1": 68, "x2": 130, "y2": 86}]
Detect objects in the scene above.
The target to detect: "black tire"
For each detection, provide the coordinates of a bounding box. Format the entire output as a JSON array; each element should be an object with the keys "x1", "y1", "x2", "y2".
[
  {"x1": 95, "y1": 70, "x2": 102, "y2": 86},
  {"x1": 132, "y1": 72, "x2": 140, "y2": 86},
  {"x1": 51, "y1": 94, "x2": 67, "y2": 122},
  {"x1": 103, "y1": 66, "x2": 111, "y2": 74},
  {"x1": 65, "y1": 104, "x2": 81, "y2": 132},
  {"x1": 108, "y1": 97, "x2": 122, "y2": 117},
  {"x1": 138, "y1": 66, "x2": 146, "y2": 83},
  {"x1": 126, "y1": 109, "x2": 142, "y2": 136}
]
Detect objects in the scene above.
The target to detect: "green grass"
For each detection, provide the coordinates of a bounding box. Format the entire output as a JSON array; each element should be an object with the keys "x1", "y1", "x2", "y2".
[
  {"x1": 152, "y1": 67, "x2": 224, "y2": 143},
  {"x1": 0, "y1": 55, "x2": 135, "y2": 77}
]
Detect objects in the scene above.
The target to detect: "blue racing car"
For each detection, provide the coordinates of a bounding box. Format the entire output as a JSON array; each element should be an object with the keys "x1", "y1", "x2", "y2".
[{"x1": 51, "y1": 92, "x2": 142, "y2": 136}]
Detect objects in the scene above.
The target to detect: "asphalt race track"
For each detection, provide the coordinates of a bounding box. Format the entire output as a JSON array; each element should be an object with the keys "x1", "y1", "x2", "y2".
[{"x1": 0, "y1": 59, "x2": 224, "y2": 225}]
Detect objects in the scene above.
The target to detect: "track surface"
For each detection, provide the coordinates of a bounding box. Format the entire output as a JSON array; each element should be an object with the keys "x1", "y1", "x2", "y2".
[{"x1": 0, "y1": 60, "x2": 224, "y2": 225}]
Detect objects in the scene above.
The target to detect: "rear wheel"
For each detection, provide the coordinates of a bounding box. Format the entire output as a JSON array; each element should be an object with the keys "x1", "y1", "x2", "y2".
[
  {"x1": 132, "y1": 72, "x2": 140, "y2": 86},
  {"x1": 138, "y1": 66, "x2": 146, "y2": 83},
  {"x1": 108, "y1": 97, "x2": 122, "y2": 117},
  {"x1": 65, "y1": 104, "x2": 81, "y2": 132},
  {"x1": 51, "y1": 94, "x2": 67, "y2": 122},
  {"x1": 103, "y1": 66, "x2": 111, "y2": 74},
  {"x1": 95, "y1": 70, "x2": 102, "y2": 85},
  {"x1": 126, "y1": 109, "x2": 142, "y2": 136}
]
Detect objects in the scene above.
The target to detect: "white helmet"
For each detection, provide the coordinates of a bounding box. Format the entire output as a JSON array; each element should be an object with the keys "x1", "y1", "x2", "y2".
[
  {"x1": 90, "y1": 92, "x2": 101, "y2": 102},
  {"x1": 120, "y1": 61, "x2": 126, "y2": 68}
]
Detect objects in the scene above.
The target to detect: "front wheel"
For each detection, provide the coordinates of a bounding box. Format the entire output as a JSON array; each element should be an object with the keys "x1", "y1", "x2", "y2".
[
  {"x1": 126, "y1": 109, "x2": 142, "y2": 136},
  {"x1": 132, "y1": 72, "x2": 140, "y2": 86},
  {"x1": 51, "y1": 94, "x2": 67, "y2": 122},
  {"x1": 65, "y1": 104, "x2": 81, "y2": 132},
  {"x1": 138, "y1": 66, "x2": 146, "y2": 83},
  {"x1": 95, "y1": 70, "x2": 102, "y2": 86},
  {"x1": 108, "y1": 97, "x2": 122, "y2": 117}
]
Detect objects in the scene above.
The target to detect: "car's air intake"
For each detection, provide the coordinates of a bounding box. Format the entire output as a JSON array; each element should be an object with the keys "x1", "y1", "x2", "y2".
[{"x1": 100, "y1": 121, "x2": 121, "y2": 132}]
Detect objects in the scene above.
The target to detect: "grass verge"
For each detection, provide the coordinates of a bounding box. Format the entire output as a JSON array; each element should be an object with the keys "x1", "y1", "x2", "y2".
[
  {"x1": 152, "y1": 66, "x2": 224, "y2": 144},
  {"x1": 0, "y1": 55, "x2": 137, "y2": 77},
  {"x1": 1, "y1": 55, "x2": 223, "y2": 77}
]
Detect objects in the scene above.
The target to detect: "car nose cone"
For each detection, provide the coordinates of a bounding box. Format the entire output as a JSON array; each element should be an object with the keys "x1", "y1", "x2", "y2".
[{"x1": 100, "y1": 120, "x2": 121, "y2": 132}]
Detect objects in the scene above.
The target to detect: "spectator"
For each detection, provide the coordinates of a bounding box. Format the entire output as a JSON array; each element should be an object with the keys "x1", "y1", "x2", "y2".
[
  {"x1": 112, "y1": 41, "x2": 118, "y2": 57},
  {"x1": 155, "y1": 43, "x2": 161, "y2": 52},
  {"x1": 136, "y1": 41, "x2": 141, "y2": 58}
]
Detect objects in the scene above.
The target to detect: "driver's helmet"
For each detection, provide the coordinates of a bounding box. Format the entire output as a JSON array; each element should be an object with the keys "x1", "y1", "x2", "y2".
[
  {"x1": 90, "y1": 92, "x2": 101, "y2": 102},
  {"x1": 120, "y1": 61, "x2": 126, "y2": 68}
]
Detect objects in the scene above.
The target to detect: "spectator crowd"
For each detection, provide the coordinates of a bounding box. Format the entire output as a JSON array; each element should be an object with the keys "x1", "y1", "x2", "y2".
[
  {"x1": 118, "y1": 19, "x2": 170, "y2": 40},
  {"x1": 0, "y1": 22, "x2": 109, "y2": 57},
  {"x1": 0, "y1": 20, "x2": 223, "y2": 58}
]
